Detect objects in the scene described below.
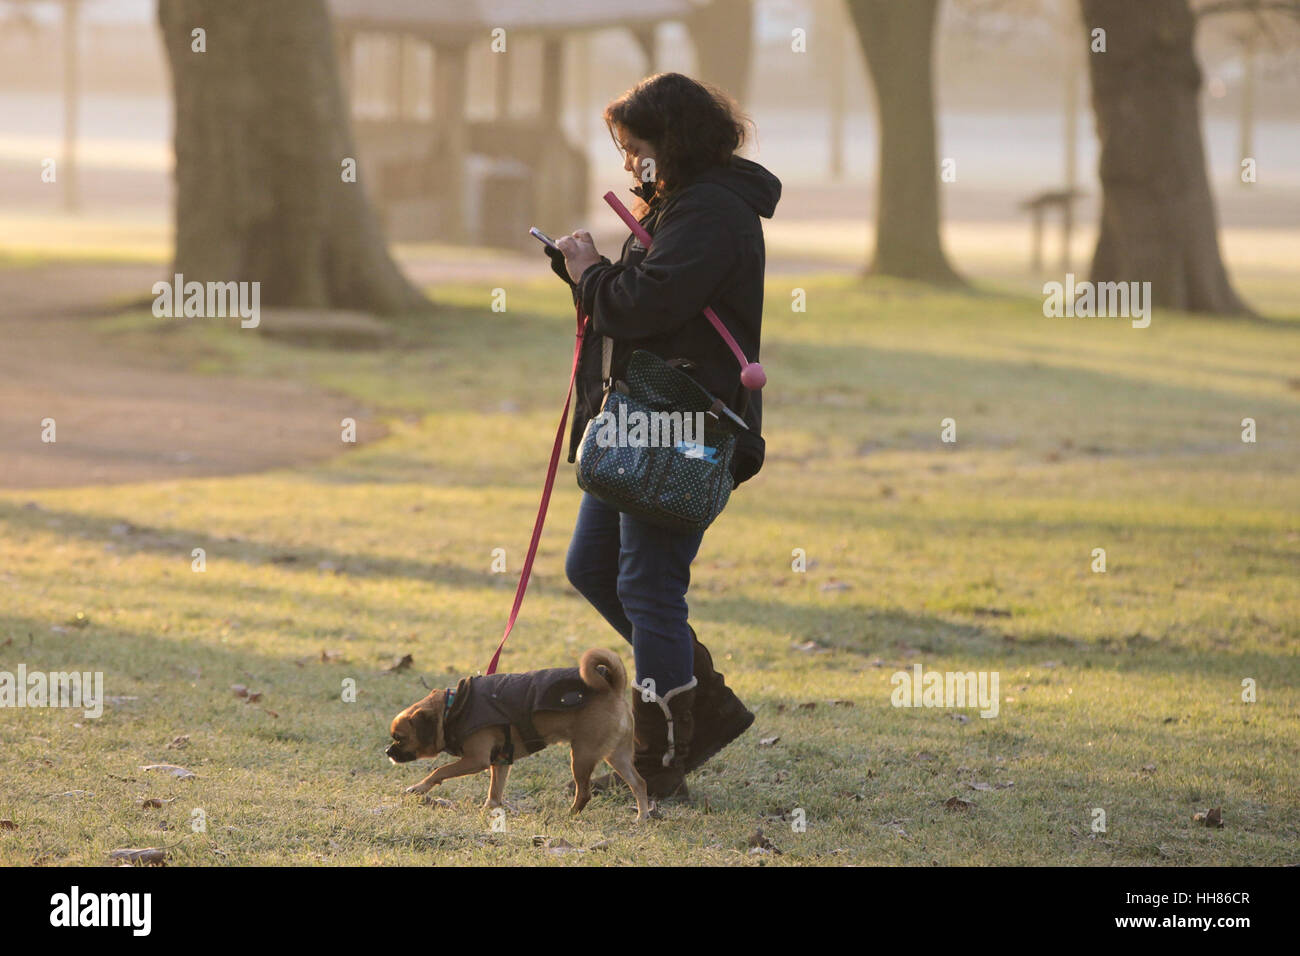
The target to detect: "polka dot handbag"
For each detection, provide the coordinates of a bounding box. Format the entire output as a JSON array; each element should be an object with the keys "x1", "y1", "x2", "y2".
[{"x1": 576, "y1": 348, "x2": 740, "y2": 533}]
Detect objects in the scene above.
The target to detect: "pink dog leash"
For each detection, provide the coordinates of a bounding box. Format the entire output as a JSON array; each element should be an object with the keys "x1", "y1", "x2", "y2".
[{"x1": 484, "y1": 304, "x2": 588, "y2": 676}]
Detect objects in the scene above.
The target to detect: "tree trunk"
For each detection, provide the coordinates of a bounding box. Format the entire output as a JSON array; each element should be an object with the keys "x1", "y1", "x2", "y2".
[
  {"x1": 157, "y1": 0, "x2": 429, "y2": 314},
  {"x1": 846, "y1": 0, "x2": 963, "y2": 285},
  {"x1": 686, "y1": 0, "x2": 754, "y2": 104},
  {"x1": 1081, "y1": 0, "x2": 1250, "y2": 315}
]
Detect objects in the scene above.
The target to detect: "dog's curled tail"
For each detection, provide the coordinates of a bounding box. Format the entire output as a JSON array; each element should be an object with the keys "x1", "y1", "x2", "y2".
[{"x1": 579, "y1": 647, "x2": 627, "y2": 694}]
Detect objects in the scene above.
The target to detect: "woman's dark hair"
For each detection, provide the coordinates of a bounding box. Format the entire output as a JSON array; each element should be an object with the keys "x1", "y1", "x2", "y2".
[{"x1": 604, "y1": 72, "x2": 752, "y2": 213}]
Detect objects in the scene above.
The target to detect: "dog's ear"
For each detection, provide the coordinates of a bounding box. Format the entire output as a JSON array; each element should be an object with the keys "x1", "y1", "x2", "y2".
[{"x1": 411, "y1": 704, "x2": 443, "y2": 753}]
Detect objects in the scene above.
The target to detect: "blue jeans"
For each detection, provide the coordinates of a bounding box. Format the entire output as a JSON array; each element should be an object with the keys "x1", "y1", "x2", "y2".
[{"x1": 565, "y1": 492, "x2": 705, "y2": 693}]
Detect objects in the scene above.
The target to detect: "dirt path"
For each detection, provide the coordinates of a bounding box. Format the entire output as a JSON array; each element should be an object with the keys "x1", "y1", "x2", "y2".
[{"x1": 0, "y1": 262, "x2": 385, "y2": 490}]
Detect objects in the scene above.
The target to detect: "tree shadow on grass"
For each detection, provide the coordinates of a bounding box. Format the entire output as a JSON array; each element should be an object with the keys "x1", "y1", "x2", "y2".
[
  {"x1": 0, "y1": 609, "x2": 479, "y2": 789},
  {"x1": 692, "y1": 594, "x2": 1299, "y2": 681},
  {"x1": 8, "y1": 498, "x2": 1291, "y2": 684},
  {"x1": 784, "y1": 338, "x2": 1300, "y2": 424},
  {"x1": 0, "y1": 500, "x2": 574, "y2": 599}
]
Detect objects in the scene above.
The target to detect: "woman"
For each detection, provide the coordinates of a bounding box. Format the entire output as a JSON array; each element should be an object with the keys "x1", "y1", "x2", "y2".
[{"x1": 549, "y1": 72, "x2": 780, "y2": 801}]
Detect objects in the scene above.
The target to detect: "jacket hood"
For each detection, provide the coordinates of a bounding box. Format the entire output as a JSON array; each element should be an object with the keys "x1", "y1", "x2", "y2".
[
  {"x1": 693, "y1": 156, "x2": 782, "y2": 219},
  {"x1": 630, "y1": 157, "x2": 782, "y2": 219}
]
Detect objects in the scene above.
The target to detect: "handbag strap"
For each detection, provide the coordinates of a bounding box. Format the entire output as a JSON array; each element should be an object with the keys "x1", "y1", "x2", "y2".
[
  {"x1": 603, "y1": 190, "x2": 764, "y2": 389},
  {"x1": 485, "y1": 302, "x2": 589, "y2": 676}
]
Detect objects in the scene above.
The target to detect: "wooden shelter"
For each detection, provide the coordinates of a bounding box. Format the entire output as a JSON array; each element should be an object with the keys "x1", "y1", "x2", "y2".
[{"x1": 327, "y1": 0, "x2": 695, "y2": 248}]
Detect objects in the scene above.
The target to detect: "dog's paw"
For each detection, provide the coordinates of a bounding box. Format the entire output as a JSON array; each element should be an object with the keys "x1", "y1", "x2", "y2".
[
  {"x1": 482, "y1": 798, "x2": 517, "y2": 812},
  {"x1": 405, "y1": 783, "x2": 433, "y2": 795}
]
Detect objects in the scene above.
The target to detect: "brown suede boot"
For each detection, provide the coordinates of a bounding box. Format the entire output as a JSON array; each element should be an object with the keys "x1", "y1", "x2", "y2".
[
  {"x1": 684, "y1": 629, "x2": 754, "y2": 773},
  {"x1": 583, "y1": 679, "x2": 697, "y2": 801},
  {"x1": 630, "y1": 680, "x2": 696, "y2": 801}
]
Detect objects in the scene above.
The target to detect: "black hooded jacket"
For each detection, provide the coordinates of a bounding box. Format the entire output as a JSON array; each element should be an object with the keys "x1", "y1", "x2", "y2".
[{"x1": 554, "y1": 156, "x2": 781, "y2": 486}]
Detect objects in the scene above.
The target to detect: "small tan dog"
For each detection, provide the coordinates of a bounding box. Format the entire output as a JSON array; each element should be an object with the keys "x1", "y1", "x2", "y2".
[{"x1": 386, "y1": 647, "x2": 650, "y2": 822}]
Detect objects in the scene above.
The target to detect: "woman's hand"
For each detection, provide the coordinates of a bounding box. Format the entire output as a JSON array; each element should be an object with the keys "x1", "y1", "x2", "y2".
[{"x1": 555, "y1": 230, "x2": 602, "y2": 284}]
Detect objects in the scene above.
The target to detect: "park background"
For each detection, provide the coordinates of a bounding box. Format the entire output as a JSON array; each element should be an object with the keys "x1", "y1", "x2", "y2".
[{"x1": 0, "y1": 0, "x2": 1296, "y2": 865}]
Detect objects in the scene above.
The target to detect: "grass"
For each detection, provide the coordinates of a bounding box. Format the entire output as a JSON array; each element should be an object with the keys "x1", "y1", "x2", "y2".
[{"x1": 1, "y1": 273, "x2": 1297, "y2": 866}]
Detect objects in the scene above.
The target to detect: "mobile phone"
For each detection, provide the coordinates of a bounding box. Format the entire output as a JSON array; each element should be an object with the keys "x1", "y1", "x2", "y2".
[{"x1": 529, "y1": 226, "x2": 559, "y2": 250}]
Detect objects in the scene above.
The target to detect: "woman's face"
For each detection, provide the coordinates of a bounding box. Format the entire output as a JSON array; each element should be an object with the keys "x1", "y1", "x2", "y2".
[{"x1": 617, "y1": 128, "x2": 658, "y2": 185}]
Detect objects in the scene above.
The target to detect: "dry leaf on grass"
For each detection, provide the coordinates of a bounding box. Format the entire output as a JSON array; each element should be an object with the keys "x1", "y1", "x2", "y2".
[
  {"x1": 533, "y1": 836, "x2": 585, "y2": 855},
  {"x1": 140, "y1": 764, "x2": 196, "y2": 780},
  {"x1": 0, "y1": 820, "x2": 17, "y2": 831},
  {"x1": 747, "y1": 828, "x2": 782, "y2": 855},
  {"x1": 944, "y1": 797, "x2": 975, "y2": 812},
  {"x1": 759, "y1": 735, "x2": 780, "y2": 747},
  {"x1": 166, "y1": 735, "x2": 189, "y2": 750},
  {"x1": 1192, "y1": 808, "x2": 1225, "y2": 829},
  {"x1": 386, "y1": 654, "x2": 414, "y2": 673},
  {"x1": 791, "y1": 640, "x2": 828, "y2": 653},
  {"x1": 109, "y1": 847, "x2": 167, "y2": 865}
]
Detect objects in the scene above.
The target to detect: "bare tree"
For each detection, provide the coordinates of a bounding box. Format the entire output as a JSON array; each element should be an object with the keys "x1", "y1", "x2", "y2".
[
  {"x1": 1081, "y1": 0, "x2": 1250, "y2": 315},
  {"x1": 846, "y1": 0, "x2": 965, "y2": 285},
  {"x1": 686, "y1": 0, "x2": 755, "y2": 105},
  {"x1": 157, "y1": 0, "x2": 428, "y2": 314}
]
